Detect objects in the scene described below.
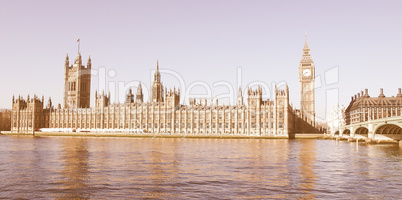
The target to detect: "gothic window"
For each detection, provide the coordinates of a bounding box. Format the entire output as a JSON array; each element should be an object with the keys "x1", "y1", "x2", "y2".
[{"x1": 279, "y1": 112, "x2": 284, "y2": 119}]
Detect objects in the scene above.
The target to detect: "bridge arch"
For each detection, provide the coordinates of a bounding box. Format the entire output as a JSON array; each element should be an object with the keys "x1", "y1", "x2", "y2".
[
  {"x1": 342, "y1": 129, "x2": 350, "y2": 137},
  {"x1": 373, "y1": 123, "x2": 402, "y2": 140},
  {"x1": 354, "y1": 127, "x2": 369, "y2": 138},
  {"x1": 334, "y1": 130, "x2": 340, "y2": 136}
]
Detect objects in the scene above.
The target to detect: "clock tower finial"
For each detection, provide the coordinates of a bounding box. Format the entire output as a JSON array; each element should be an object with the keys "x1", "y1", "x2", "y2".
[
  {"x1": 304, "y1": 32, "x2": 309, "y2": 50},
  {"x1": 157, "y1": 59, "x2": 159, "y2": 71}
]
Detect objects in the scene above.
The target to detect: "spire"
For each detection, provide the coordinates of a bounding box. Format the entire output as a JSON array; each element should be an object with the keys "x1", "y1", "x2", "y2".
[
  {"x1": 154, "y1": 59, "x2": 161, "y2": 83},
  {"x1": 302, "y1": 33, "x2": 311, "y2": 57},
  {"x1": 87, "y1": 54, "x2": 92, "y2": 69},
  {"x1": 137, "y1": 82, "x2": 143, "y2": 95},
  {"x1": 136, "y1": 82, "x2": 144, "y2": 103},
  {"x1": 157, "y1": 59, "x2": 159, "y2": 71},
  {"x1": 304, "y1": 32, "x2": 310, "y2": 50},
  {"x1": 237, "y1": 86, "x2": 243, "y2": 105},
  {"x1": 47, "y1": 97, "x2": 52, "y2": 108},
  {"x1": 65, "y1": 52, "x2": 69, "y2": 67}
]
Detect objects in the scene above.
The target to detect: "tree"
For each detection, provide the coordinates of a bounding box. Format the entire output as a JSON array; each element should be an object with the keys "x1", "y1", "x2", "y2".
[{"x1": 0, "y1": 109, "x2": 11, "y2": 131}]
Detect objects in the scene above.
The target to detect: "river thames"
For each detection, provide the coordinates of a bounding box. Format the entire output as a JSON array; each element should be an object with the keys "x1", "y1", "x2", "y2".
[{"x1": 0, "y1": 136, "x2": 401, "y2": 199}]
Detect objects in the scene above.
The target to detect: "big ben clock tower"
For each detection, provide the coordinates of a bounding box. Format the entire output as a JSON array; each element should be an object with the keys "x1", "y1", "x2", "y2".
[{"x1": 299, "y1": 34, "x2": 315, "y2": 124}]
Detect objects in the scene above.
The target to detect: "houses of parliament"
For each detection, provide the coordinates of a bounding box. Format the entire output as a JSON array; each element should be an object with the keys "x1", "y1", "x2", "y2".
[{"x1": 11, "y1": 37, "x2": 317, "y2": 136}]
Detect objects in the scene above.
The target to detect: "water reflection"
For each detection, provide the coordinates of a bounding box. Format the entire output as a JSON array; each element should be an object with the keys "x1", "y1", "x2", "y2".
[
  {"x1": 56, "y1": 137, "x2": 90, "y2": 199},
  {"x1": 298, "y1": 140, "x2": 317, "y2": 199},
  {"x1": 0, "y1": 136, "x2": 402, "y2": 199}
]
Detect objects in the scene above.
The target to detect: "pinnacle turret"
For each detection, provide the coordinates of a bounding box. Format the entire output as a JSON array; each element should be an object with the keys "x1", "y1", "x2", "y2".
[
  {"x1": 136, "y1": 82, "x2": 144, "y2": 103},
  {"x1": 154, "y1": 59, "x2": 161, "y2": 82},
  {"x1": 65, "y1": 52, "x2": 69, "y2": 67},
  {"x1": 137, "y1": 82, "x2": 142, "y2": 95}
]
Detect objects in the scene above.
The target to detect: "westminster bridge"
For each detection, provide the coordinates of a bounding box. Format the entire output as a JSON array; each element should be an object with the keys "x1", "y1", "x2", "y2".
[{"x1": 332, "y1": 116, "x2": 402, "y2": 141}]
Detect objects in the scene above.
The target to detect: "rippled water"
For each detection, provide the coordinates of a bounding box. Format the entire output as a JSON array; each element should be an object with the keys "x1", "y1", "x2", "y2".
[{"x1": 0, "y1": 136, "x2": 401, "y2": 199}]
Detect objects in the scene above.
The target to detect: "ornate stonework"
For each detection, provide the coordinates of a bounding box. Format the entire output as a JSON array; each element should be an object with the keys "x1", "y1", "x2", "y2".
[
  {"x1": 11, "y1": 55, "x2": 296, "y2": 136},
  {"x1": 299, "y1": 34, "x2": 315, "y2": 124},
  {"x1": 63, "y1": 52, "x2": 91, "y2": 108},
  {"x1": 11, "y1": 37, "x2": 320, "y2": 136},
  {"x1": 345, "y1": 88, "x2": 402, "y2": 125}
]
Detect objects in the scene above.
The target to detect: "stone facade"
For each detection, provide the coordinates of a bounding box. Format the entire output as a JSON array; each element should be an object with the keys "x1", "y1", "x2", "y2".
[
  {"x1": 299, "y1": 34, "x2": 315, "y2": 125},
  {"x1": 11, "y1": 56, "x2": 295, "y2": 136},
  {"x1": 345, "y1": 88, "x2": 402, "y2": 125},
  {"x1": 11, "y1": 37, "x2": 320, "y2": 136},
  {"x1": 11, "y1": 95, "x2": 51, "y2": 133},
  {"x1": 63, "y1": 53, "x2": 91, "y2": 108}
]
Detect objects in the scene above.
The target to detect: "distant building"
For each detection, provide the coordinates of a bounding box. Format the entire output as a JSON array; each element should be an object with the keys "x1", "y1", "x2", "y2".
[
  {"x1": 327, "y1": 103, "x2": 346, "y2": 133},
  {"x1": 11, "y1": 37, "x2": 319, "y2": 136},
  {"x1": 345, "y1": 88, "x2": 402, "y2": 125}
]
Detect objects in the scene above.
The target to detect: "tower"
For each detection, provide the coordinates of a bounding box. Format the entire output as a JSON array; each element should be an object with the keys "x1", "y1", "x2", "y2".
[
  {"x1": 125, "y1": 88, "x2": 134, "y2": 104},
  {"x1": 237, "y1": 86, "x2": 243, "y2": 105},
  {"x1": 136, "y1": 82, "x2": 144, "y2": 103},
  {"x1": 299, "y1": 34, "x2": 315, "y2": 123},
  {"x1": 150, "y1": 60, "x2": 164, "y2": 102},
  {"x1": 165, "y1": 87, "x2": 180, "y2": 108},
  {"x1": 63, "y1": 52, "x2": 91, "y2": 108}
]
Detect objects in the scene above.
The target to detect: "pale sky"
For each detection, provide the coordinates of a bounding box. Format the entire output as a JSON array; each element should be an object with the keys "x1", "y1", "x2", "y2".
[{"x1": 1, "y1": 0, "x2": 402, "y2": 121}]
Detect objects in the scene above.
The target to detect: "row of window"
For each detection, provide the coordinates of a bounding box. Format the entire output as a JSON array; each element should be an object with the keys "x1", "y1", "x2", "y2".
[{"x1": 51, "y1": 122, "x2": 285, "y2": 129}]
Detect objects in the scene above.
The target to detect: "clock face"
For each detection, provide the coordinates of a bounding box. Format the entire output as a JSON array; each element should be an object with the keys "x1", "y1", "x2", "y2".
[{"x1": 303, "y1": 69, "x2": 311, "y2": 77}]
